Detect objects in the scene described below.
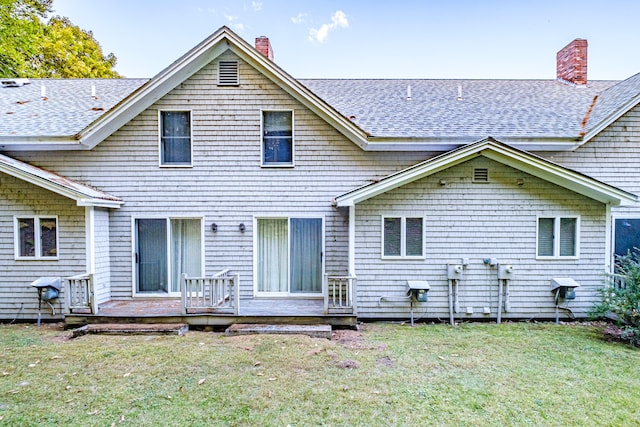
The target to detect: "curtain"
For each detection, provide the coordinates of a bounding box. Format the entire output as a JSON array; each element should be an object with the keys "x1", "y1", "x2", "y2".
[
  {"x1": 559, "y1": 218, "x2": 576, "y2": 257},
  {"x1": 171, "y1": 219, "x2": 202, "y2": 292},
  {"x1": 136, "y1": 219, "x2": 168, "y2": 292},
  {"x1": 537, "y1": 218, "x2": 554, "y2": 257},
  {"x1": 257, "y1": 219, "x2": 288, "y2": 292},
  {"x1": 290, "y1": 218, "x2": 322, "y2": 293}
]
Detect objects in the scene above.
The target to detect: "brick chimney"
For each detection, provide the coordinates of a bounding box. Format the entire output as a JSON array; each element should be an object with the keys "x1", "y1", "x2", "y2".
[
  {"x1": 255, "y1": 36, "x2": 273, "y2": 61},
  {"x1": 556, "y1": 39, "x2": 588, "y2": 85}
]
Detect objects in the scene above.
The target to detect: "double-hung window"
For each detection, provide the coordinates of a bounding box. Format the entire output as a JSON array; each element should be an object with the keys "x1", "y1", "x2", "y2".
[
  {"x1": 262, "y1": 110, "x2": 293, "y2": 166},
  {"x1": 160, "y1": 111, "x2": 192, "y2": 166},
  {"x1": 382, "y1": 216, "x2": 424, "y2": 259},
  {"x1": 15, "y1": 216, "x2": 58, "y2": 260},
  {"x1": 537, "y1": 216, "x2": 579, "y2": 259}
]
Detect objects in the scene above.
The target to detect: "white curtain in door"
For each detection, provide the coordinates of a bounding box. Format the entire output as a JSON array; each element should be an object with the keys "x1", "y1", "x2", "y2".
[
  {"x1": 171, "y1": 219, "x2": 202, "y2": 292},
  {"x1": 257, "y1": 219, "x2": 288, "y2": 292},
  {"x1": 290, "y1": 218, "x2": 322, "y2": 293}
]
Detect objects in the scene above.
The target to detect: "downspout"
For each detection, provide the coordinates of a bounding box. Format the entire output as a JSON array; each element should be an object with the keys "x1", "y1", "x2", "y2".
[
  {"x1": 348, "y1": 205, "x2": 357, "y2": 315},
  {"x1": 85, "y1": 206, "x2": 97, "y2": 315},
  {"x1": 85, "y1": 206, "x2": 95, "y2": 275},
  {"x1": 605, "y1": 203, "x2": 612, "y2": 275}
]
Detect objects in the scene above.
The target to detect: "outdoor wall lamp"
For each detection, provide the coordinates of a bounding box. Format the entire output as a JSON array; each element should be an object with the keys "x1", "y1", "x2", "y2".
[
  {"x1": 239, "y1": 223, "x2": 246, "y2": 233},
  {"x1": 211, "y1": 223, "x2": 218, "y2": 233}
]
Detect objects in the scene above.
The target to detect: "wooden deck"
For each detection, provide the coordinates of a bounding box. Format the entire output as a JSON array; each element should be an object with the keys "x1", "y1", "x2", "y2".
[{"x1": 64, "y1": 298, "x2": 357, "y2": 329}]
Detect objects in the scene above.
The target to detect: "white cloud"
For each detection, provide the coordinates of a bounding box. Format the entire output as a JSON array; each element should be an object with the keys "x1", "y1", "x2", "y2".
[
  {"x1": 291, "y1": 12, "x2": 309, "y2": 25},
  {"x1": 309, "y1": 10, "x2": 349, "y2": 43},
  {"x1": 251, "y1": 1, "x2": 262, "y2": 11},
  {"x1": 224, "y1": 14, "x2": 245, "y2": 32}
]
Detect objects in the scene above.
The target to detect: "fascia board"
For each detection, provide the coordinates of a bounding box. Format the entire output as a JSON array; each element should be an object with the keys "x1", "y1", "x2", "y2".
[
  {"x1": 78, "y1": 38, "x2": 230, "y2": 149},
  {"x1": 336, "y1": 144, "x2": 484, "y2": 207},
  {"x1": 481, "y1": 147, "x2": 637, "y2": 206},
  {"x1": 227, "y1": 45, "x2": 371, "y2": 150},
  {"x1": 0, "y1": 163, "x2": 123, "y2": 208},
  {"x1": 0, "y1": 136, "x2": 82, "y2": 151},
  {"x1": 336, "y1": 140, "x2": 637, "y2": 207},
  {"x1": 581, "y1": 93, "x2": 640, "y2": 144}
]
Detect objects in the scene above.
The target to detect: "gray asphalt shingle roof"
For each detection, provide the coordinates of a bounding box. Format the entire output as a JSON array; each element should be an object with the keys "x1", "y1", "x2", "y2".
[
  {"x1": 0, "y1": 78, "x2": 147, "y2": 137},
  {"x1": 1, "y1": 73, "x2": 639, "y2": 142},
  {"x1": 299, "y1": 79, "x2": 619, "y2": 139}
]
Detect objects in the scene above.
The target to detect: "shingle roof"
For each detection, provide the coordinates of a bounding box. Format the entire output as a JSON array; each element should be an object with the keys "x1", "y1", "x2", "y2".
[
  {"x1": 0, "y1": 78, "x2": 147, "y2": 137},
  {"x1": 300, "y1": 79, "x2": 617, "y2": 139},
  {"x1": 0, "y1": 153, "x2": 122, "y2": 207}
]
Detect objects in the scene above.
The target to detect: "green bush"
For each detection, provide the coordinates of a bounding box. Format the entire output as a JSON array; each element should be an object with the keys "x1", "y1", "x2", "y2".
[{"x1": 591, "y1": 251, "x2": 640, "y2": 346}]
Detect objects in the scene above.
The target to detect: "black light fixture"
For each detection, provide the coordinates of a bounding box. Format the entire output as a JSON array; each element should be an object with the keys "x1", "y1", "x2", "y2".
[
  {"x1": 211, "y1": 223, "x2": 218, "y2": 233},
  {"x1": 239, "y1": 223, "x2": 246, "y2": 233}
]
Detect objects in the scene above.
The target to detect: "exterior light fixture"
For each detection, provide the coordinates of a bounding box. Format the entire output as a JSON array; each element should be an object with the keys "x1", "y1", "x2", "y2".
[{"x1": 239, "y1": 223, "x2": 246, "y2": 233}]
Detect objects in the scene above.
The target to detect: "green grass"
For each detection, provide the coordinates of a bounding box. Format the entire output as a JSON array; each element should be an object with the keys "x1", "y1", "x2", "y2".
[{"x1": 0, "y1": 322, "x2": 638, "y2": 426}]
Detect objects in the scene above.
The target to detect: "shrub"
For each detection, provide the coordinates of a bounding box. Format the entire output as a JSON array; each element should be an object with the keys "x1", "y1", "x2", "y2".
[{"x1": 591, "y1": 251, "x2": 640, "y2": 346}]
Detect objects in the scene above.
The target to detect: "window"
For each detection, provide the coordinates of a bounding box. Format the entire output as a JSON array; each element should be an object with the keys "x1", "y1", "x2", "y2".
[
  {"x1": 262, "y1": 110, "x2": 293, "y2": 166},
  {"x1": 256, "y1": 217, "x2": 323, "y2": 294},
  {"x1": 382, "y1": 216, "x2": 424, "y2": 258},
  {"x1": 15, "y1": 216, "x2": 58, "y2": 259},
  {"x1": 160, "y1": 111, "x2": 192, "y2": 166},
  {"x1": 135, "y1": 218, "x2": 202, "y2": 294},
  {"x1": 537, "y1": 216, "x2": 579, "y2": 259}
]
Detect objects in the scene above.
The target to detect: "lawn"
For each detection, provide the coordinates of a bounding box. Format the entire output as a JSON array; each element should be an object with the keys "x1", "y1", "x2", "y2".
[{"x1": 0, "y1": 321, "x2": 638, "y2": 426}]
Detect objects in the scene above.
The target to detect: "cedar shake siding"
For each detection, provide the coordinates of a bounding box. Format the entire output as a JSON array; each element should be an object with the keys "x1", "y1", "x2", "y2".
[
  {"x1": 353, "y1": 157, "x2": 606, "y2": 320},
  {"x1": 0, "y1": 173, "x2": 87, "y2": 321},
  {"x1": 7, "y1": 51, "x2": 429, "y2": 303}
]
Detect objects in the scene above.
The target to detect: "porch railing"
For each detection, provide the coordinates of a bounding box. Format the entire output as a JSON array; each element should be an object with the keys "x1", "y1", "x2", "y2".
[
  {"x1": 66, "y1": 273, "x2": 95, "y2": 314},
  {"x1": 181, "y1": 270, "x2": 239, "y2": 315},
  {"x1": 324, "y1": 274, "x2": 356, "y2": 314}
]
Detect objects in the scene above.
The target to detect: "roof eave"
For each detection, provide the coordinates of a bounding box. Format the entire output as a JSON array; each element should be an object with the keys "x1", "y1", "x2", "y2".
[
  {"x1": 581, "y1": 92, "x2": 640, "y2": 144},
  {"x1": 0, "y1": 136, "x2": 86, "y2": 151},
  {"x1": 335, "y1": 138, "x2": 637, "y2": 207},
  {"x1": 362, "y1": 136, "x2": 582, "y2": 152}
]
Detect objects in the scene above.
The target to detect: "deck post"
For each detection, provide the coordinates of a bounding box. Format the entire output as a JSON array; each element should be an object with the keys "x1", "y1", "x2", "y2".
[
  {"x1": 180, "y1": 273, "x2": 187, "y2": 315},
  {"x1": 234, "y1": 274, "x2": 240, "y2": 315}
]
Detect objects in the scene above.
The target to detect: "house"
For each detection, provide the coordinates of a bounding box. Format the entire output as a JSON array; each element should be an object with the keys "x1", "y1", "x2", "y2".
[{"x1": 1, "y1": 27, "x2": 640, "y2": 327}]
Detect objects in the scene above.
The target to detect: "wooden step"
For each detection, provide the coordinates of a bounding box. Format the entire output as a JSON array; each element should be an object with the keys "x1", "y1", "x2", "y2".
[
  {"x1": 225, "y1": 323, "x2": 332, "y2": 339},
  {"x1": 72, "y1": 323, "x2": 188, "y2": 338}
]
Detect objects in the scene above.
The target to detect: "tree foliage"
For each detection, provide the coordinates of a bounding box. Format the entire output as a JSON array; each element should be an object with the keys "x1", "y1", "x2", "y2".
[
  {"x1": 591, "y1": 251, "x2": 640, "y2": 346},
  {"x1": 0, "y1": 0, "x2": 120, "y2": 78}
]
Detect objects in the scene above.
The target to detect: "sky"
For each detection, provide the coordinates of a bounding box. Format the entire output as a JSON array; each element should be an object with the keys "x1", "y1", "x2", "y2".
[{"x1": 51, "y1": 0, "x2": 640, "y2": 81}]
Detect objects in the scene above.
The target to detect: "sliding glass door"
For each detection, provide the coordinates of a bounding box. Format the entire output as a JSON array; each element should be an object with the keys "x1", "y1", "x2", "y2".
[
  {"x1": 257, "y1": 217, "x2": 323, "y2": 295},
  {"x1": 135, "y1": 218, "x2": 202, "y2": 294}
]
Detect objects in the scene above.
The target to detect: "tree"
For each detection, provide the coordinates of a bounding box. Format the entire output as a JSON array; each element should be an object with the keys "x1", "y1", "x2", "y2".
[
  {"x1": 40, "y1": 16, "x2": 119, "y2": 78},
  {"x1": 0, "y1": 0, "x2": 120, "y2": 78},
  {"x1": 0, "y1": 0, "x2": 51, "y2": 76}
]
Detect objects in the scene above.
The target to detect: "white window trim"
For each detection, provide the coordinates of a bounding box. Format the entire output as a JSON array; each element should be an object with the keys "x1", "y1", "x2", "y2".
[
  {"x1": 536, "y1": 215, "x2": 580, "y2": 260},
  {"x1": 14, "y1": 215, "x2": 59, "y2": 260},
  {"x1": 131, "y1": 215, "x2": 205, "y2": 297},
  {"x1": 252, "y1": 215, "x2": 325, "y2": 297},
  {"x1": 381, "y1": 216, "x2": 426, "y2": 260},
  {"x1": 260, "y1": 109, "x2": 295, "y2": 168},
  {"x1": 158, "y1": 109, "x2": 194, "y2": 168}
]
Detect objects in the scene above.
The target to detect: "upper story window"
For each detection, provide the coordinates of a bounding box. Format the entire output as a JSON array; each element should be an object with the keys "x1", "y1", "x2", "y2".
[
  {"x1": 15, "y1": 216, "x2": 58, "y2": 260},
  {"x1": 537, "y1": 216, "x2": 579, "y2": 259},
  {"x1": 382, "y1": 216, "x2": 424, "y2": 259},
  {"x1": 160, "y1": 111, "x2": 192, "y2": 166},
  {"x1": 262, "y1": 110, "x2": 293, "y2": 166}
]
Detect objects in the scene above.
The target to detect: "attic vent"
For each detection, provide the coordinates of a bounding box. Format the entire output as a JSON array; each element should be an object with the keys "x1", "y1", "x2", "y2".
[
  {"x1": 218, "y1": 60, "x2": 239, "y2": 86},
  {"x1": 473, "y1": 168, "x2": 489, "y2": 182}
]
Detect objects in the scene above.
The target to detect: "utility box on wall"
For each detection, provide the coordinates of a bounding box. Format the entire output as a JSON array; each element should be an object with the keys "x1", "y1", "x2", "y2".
[
  {"x1": 407, "y1": 281, "x2": 430, "y2": 302},
  {"x1": 550, "y1": 277, "x2": 580, "y2": 300}
]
